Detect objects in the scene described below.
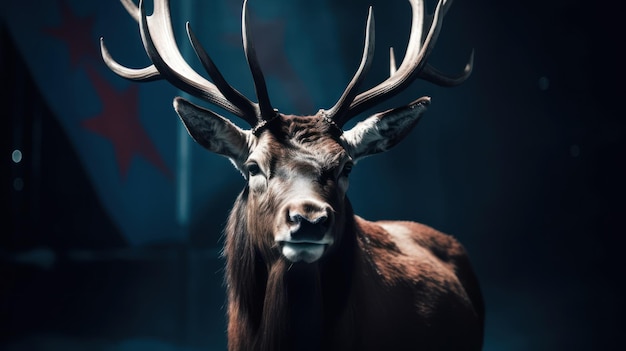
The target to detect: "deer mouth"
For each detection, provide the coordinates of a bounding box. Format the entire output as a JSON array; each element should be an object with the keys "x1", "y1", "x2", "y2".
[{"x1": 278, "y1": 241, "x2": 329, "y2": 263}]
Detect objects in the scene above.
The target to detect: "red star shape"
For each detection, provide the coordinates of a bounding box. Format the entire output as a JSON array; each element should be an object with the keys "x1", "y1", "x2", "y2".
[
  {"x1": 44, "y1": 0, "x2": 99, "y2": 67},
  {"x1": 82, "y1": 66, "x2": 172, "y2": 180}
]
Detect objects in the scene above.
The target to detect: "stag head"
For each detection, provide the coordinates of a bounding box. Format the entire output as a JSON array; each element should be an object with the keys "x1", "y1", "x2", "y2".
[{"x1": 101, "y1": 0, "x2": 472, "y2": 264}]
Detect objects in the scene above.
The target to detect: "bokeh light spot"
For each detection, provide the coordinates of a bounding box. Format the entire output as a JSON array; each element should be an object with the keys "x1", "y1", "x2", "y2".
[
  {"x1": 12, "y1": 149, "x2": 22, "y2": 163},
  {"x1": 538, "y1": 76, "x2": 550, "y2": 91},
  {"x1": 13, "y1": 177, "x2": 24, "y2": 191}
]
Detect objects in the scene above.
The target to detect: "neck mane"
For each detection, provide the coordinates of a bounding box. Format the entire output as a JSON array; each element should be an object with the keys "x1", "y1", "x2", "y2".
[{"x1": 225, "y1": 191, "x2": 358, "y2": 350}]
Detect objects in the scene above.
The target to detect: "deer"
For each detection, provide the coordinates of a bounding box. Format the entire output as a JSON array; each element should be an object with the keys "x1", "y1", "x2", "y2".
[{"x1": 101, "y1": 0, "x2": 484, "y2": 349}]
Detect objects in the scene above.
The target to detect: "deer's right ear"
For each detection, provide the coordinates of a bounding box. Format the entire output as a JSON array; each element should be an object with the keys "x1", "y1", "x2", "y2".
[
  {"x1": 341, "y1": 97, "x2": 430, "y2": 162},
  {"x1": 174, "y1": 97, "x2": 253, "y2": 171}
]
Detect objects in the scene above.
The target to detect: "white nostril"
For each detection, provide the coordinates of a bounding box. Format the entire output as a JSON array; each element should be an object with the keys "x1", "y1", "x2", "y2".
[
  {"x1": 289, "y1": 213, "x2": 305, "y2": 224},
  {"x1": 289, "y1": 212, "x2": 328, "y2": 225},
  {"x1": 286, "y1": 200, "x2": 334, "y2": 232},
  {"x1": 313, "y1": 215, "x2": 328, "y2": 225}
]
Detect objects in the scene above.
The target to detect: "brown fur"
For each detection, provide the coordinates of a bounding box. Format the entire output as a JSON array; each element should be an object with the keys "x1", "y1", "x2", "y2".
[{"x1": 222, "y1": 116, "x2": 484, "y2": 350}]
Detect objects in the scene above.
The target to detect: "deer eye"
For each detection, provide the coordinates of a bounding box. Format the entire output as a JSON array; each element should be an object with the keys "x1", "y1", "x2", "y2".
[
  {"x1": 246, "y1": 162, "x2": 262, "y2": 177},
  {"x1": 341, "y1": 162, "x2": 353, "y2": 177}
]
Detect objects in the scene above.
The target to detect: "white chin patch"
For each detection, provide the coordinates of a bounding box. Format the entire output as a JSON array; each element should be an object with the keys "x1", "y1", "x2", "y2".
[{"x1": 281, "y1": 243, "x2": 326, "y2": 263}]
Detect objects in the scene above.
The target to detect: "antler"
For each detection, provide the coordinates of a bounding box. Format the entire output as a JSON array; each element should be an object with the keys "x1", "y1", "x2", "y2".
[
  {"x1": 100, "y1": 0, "x2": 274, "y2": 127},
  {"x1": 327, "y1": 0, "x2": 473, "y2": 127}
]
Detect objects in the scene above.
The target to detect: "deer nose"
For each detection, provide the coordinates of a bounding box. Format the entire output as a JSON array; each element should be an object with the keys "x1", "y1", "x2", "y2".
[{"x1": 287, "y1": 201, "x2": 333, "y2": 242}]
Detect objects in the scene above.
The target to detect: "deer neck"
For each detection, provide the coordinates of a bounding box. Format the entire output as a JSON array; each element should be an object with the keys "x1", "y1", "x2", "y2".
[{"x1": 260, "y1": 201, "x2": 358, "y2": 350}]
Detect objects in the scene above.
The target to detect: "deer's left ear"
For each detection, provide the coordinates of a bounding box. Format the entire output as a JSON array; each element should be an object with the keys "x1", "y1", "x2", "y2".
[
  {"x1": 174, "y1": 97, "x2": 252, "y2": 170},
  {"x1": 341, "y1": 96, "x2": 430, "y2": 162}
]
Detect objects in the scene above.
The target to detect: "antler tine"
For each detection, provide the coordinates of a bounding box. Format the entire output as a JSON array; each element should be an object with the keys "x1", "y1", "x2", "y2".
[
  {"x1": 186, "y1": 22, "x2": 259, "y2": 125},
  {"x1": 100, "y1": 0, "x2": 160, "y2": 82},
  {"x1": 420, "y1": 50, "x2": 474, "y2": 87},
  {"x1": 100, "y1": 38, "x2": 161, "y2": 82},
  {"x1": 344, "y1": 0, "x2": 438, "y2": 122},
  {"x1": 390, "y1": 47, "x2": 397, "y2": 76},
  {"x1": 242, "y1": 0, "x2": 275, "y2": 120},
  {"x1": 328, "y1": 0, "x2": 425, "y2": 128},
  {"x1": 138, "y1": 0, "x2": 250, "y2": 119},
  {"x1": 337, "y1": 0, "x2": 472, "y2": 125},
  {"x1": 102, "y1": 0, "x2": 264, "y2": 125},
  {"x1": 408, "y1": 0, "x2": 473, "y2": 88},
  {"x1": 324, "y1": 7, "x2": 375, "y2": 127},
  {"x1": 120, "y1": 0, "x2": 140, "y2": 22}
]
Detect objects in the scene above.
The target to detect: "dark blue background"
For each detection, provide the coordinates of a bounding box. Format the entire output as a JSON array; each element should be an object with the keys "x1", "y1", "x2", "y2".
[{"x1": 2, "y1": 0, "x2": 624, "y2": 350}]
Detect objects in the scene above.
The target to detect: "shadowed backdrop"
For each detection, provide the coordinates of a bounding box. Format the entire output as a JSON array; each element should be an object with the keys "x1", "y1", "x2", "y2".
[{"x1": 1, "y1": 0, "x2": 623, "y2": 350}]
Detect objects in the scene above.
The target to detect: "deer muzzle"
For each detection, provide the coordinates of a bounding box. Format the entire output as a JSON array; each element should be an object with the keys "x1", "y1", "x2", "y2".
[{"x1": 276, "y1": 200, "x2": 335, "y2": 263}]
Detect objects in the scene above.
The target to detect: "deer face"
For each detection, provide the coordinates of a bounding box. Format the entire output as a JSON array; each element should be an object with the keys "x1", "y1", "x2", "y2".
[
  {"x1": 174, "y1": 97, "x2": 431, "y2": 263},
  {"x1": 243, "y1": 116, "x2": 351, "y2": 263}
]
